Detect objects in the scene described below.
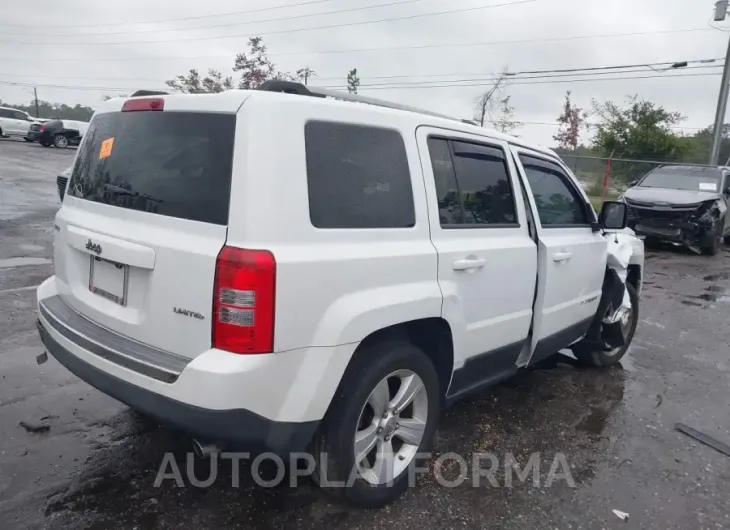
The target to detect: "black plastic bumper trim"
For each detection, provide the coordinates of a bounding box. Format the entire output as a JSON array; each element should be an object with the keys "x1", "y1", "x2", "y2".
[
  {"x1": 39, "y1": 295, "x2": 188, "y2": 383},
  {"x1": 37, "y1": 319, "x2": 319, "y2": 454}
]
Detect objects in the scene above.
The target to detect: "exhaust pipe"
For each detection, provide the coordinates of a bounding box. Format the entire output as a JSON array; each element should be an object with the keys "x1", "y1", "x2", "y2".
[{"x1": 192, "y1": 439, "x2": 222, "y2": 458}]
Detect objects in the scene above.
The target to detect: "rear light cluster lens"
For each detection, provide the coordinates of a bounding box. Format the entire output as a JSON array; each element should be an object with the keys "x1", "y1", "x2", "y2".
[
  {"x1": 40, "y1": 124, "x2": 45, "y2": 132},
  {"x1": 121, "y1": 97, "x2": 164, "y2": 112},
  {"x1": 213, "y1": 246, "x2": 276, "y2": 354}
]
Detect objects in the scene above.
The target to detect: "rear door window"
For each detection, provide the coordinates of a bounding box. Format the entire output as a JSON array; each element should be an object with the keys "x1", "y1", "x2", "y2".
[
  {"x1": 427, "y1": 136, "x2": 518, "y2": 227},
  {"x1": 305, "y1": 121, "x2": 415, "y2": 229},
  {"x1": 67, "y1": 111, "x2": 236, "y2": 225}
]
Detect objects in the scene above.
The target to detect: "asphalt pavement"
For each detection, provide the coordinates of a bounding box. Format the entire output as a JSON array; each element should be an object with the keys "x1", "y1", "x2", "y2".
[{"x1": 1, "y1": 139, "x2": 728, "y2": 529}]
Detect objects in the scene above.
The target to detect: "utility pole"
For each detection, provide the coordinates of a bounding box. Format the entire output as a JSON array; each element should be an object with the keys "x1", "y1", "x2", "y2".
[
  {"x1": 33, "y1": 87, "x2": 40, "y2": 118},
  {"x1": 710, "y1": 0, "x2": 730, "y2": 165},
  {"x1": 297, "y1": 67, "x2": 315, "y2": 86}
]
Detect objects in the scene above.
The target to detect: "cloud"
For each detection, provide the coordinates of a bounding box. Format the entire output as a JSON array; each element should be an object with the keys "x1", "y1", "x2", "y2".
[{"x1": 1, "y1": 0, "x2": 726, "y2": 144}]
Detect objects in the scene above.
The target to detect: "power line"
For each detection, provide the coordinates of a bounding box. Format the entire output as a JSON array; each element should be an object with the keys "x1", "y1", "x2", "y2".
[
  {"x1": 0, "y1": 80, "x2": 166, "y2": 92},
  {"x1": 0, "y1": 0, "x2": 438, "y2": 37},
  {"x1": 0, "y1": 26, "x2": 713, "y2": 62},
  {"x1": 319, "y1": 71, "x2": 722, "y2": 90},
  {"x1": 520, "y1": 120, "x2": 705, "y2": 131},
  {"x1": 0, "y1": 69, "x2": 720, "y2": 94},
  {"x1": 317, "y1": 64, "x2": 724, "y2": 87},
  {"x1": 0, "y1": 0, "x2": 339, "y2": 29},
  {"x1": 0, "y1": 60, "x2": 721, "y2": 87},
  {"x1": 0, "y1": 0, "x2": 537, "y2": 46},
  {"x1": 313, "y1": 58, "x2": 724, "y2": 80},
  {"x1": 306, "y1": 66, "x2": 722, "y2": 89}
]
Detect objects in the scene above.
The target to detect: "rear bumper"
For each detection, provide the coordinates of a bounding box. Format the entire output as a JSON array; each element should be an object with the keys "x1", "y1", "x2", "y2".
[
  {"x1": 34, "y1": 278, "x2": 338, "y2": 455},
  {"x1": 37, "y1": 319, "x2": 317, "y2": 454},
  {"x1": 25, "y1": 131, "x2": 41, "y2": 141}
]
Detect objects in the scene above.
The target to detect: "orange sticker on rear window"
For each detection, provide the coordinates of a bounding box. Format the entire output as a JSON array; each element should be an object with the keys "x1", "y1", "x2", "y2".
[{"x1": 99, "y1": 137, "x2": 114, "y2": 159}]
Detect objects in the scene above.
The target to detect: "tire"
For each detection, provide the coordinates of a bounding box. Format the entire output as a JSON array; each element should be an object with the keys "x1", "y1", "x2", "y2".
[
  {"x1": 573, "y1": 283, "x2": 639, "y2": 367},
  {"x1": 701, "y1": 223, "x2": 723, "y2": 256},
  {"x1": 313, "y1": 340, "x2": 440, "y2": 508},
  {"x1": 53, "y1": 134, "x2": 69, "y2": 148}
]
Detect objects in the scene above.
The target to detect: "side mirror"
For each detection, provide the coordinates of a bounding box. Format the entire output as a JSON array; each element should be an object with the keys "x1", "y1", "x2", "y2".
[
  {"x1": 628, "y1": 179, "x2": 639, "y2": 188},
  {"x1": 598, "y1": 201, "x2": 628, "y2": 230}
]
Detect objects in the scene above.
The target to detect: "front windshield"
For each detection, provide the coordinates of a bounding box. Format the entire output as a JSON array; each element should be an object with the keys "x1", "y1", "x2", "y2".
[{"x1": 638, "y1": 166, "x2": 722, "y2": 192}]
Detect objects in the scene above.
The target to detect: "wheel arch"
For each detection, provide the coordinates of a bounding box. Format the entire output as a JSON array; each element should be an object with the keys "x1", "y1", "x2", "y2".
[
  {"x1": 627, "y1": 264, "x2": 642, "y2": 294},
  {"x1": 348, "y1": 317, "x2": 455, "y2": 400}
]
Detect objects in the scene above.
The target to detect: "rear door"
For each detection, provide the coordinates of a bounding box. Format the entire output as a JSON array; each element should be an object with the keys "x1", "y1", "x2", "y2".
[
  {"x1": 511, "y1": 147, "x2": 606, "y2": 365},
  {"x1": 11, "y1": 110, "x2": 31, "y2": 135},
  {"x1": 416, "y1": 128, "x2": 537, "y2": 396},
  {"x1": 54, "y1": 99, "x2": 238, "y2": 359}
]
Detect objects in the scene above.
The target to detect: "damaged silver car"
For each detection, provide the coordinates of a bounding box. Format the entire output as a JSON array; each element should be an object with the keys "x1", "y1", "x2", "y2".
[{"x1": 620, "y1": 165, "x2": 730, "y2": 255}]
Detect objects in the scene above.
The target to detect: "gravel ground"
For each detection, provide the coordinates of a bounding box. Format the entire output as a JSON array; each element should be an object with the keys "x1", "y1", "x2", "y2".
[{"x1": 1, "y1": 138, "x2": 729, "y2": 529}]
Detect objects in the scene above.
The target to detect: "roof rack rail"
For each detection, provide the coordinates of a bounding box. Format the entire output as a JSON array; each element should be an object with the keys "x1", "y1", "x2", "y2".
[{"x1": 257, "y1": 80, "x2": 464, "y2": 123}]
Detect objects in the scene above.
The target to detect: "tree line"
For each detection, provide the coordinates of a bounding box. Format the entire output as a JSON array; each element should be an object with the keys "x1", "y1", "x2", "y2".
[{"x1": 0, "y1": 99, "x2": 95, "y2": 122}]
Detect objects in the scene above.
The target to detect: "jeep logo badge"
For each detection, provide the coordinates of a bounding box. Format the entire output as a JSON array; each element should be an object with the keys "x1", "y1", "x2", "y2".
[{"x1": 85, "y1": 239, "x2": 102, "y2": 255}]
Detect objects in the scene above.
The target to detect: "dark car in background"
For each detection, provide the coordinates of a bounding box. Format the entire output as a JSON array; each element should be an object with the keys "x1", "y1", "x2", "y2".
[
  {"x1": 621, "y1": 165, "x2": 730, "y2": 255},
  {"x1": 27, "y1": 119, "x2": 89, "y2": 148}
]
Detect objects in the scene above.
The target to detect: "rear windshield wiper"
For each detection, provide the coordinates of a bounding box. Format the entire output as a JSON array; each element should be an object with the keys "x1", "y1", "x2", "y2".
[{"x1": 104, "y1": 184, "x2": 164, "y2": 203}]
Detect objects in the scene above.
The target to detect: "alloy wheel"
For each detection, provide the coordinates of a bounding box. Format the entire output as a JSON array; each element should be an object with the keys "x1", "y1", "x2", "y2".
[{"x1": 354, "y1": 369, "x2": 428, "y2": 485}]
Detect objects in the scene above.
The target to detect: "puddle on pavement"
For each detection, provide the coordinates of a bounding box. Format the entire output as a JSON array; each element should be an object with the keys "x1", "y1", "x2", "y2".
[
  {"x1": 703, "y1": 272, "x2": 730, "y2": 282},
  {"x1": 0, "y1": 257, "x2": 51, "y2": 268},
  {"x1": 691, "y1": 285, "x2": 730, "y2": 303},
  {"x1": 575, "y1": 405, "x2": 610, "y2": 435},
  {"x1": 681, "y1": 300, "x2": 704, "y2": 307}
]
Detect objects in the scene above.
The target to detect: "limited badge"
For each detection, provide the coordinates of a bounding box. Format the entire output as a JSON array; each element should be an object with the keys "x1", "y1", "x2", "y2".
[{"x1": 99, "y1": 137, "x2": 114, "y2": 159}]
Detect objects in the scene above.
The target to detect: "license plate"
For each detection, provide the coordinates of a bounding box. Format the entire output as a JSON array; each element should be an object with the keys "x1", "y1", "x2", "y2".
[{"x1": 89, "y1": 256, "x2": 128, "y2": 305}]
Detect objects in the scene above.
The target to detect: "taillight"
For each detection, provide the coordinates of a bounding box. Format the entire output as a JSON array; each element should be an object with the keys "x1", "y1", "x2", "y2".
[
  {"x1": 213, "y1": 246, "x2": 276, "y2": 354},
  {"x1": 122, "y1": 97, "x2": 164, "y2": 112},
  {"x1": 40, "y1": 124, "x2": 45, "y2": 132}
]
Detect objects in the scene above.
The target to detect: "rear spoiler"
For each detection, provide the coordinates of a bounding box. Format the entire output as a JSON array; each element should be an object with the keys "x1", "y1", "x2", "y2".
[{"x1": 130, "y1": 90, "x2": 168, "y2": 97}]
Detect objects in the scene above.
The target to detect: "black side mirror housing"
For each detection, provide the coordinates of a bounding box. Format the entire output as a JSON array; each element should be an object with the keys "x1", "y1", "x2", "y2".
[
  {"x1": 598, "y1": 201, "x2": 628, "y2": 230},
  {"x1": 628, "y1": 179, "x2": 639, "y2": 188}
]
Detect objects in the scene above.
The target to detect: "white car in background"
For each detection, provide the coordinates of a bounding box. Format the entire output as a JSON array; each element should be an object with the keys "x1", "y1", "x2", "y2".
[{"x1": 0, "y1": 106, "x2": 38, "y2": 140}]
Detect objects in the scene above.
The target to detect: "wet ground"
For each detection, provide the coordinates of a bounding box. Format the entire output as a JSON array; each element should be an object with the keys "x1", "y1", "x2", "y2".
[{"x1": 1, "y1": 139, "x2": 729, "y2": 529}]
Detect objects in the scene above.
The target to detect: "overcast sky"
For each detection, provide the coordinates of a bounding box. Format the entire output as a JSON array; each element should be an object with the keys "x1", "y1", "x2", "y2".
[{"x1": 1, "y1": 0, "x2": 728, "y2": 146}]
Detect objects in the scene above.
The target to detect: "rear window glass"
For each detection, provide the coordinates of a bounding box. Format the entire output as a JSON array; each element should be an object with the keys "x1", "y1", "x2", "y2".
[
  {"x1": 67, "y1": 111, "x2": 235, "y2": 225},
  {"x1": 305, "y1": 121, "x2": 415, "y2": 229}
]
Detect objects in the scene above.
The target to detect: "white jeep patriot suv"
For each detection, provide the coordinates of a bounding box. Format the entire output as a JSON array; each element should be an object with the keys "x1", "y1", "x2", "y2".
[{"x1": 37, "y1": 81, "x2": 643, "y2": 507}]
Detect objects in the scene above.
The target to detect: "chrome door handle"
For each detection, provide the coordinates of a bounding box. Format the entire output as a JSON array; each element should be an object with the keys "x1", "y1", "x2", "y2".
[
  {"x1": 453, "y1": 258, "x2": 486, "y2": 271},
  {"x1": 552, "y1": 252, "x2": 573, "y2": 262}
]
